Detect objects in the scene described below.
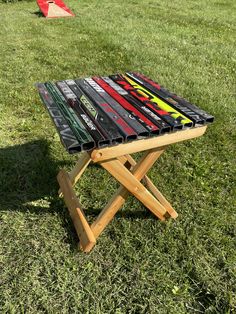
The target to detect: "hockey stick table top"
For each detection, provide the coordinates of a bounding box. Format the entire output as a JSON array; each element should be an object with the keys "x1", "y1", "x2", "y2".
[{"x1": 90, "y1": 125, "x2": 207, "y2": 163}]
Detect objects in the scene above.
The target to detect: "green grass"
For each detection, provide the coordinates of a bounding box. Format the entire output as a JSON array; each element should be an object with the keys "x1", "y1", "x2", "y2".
[{"x1": 0, "y1": 0, "x2": 235, "y2": 313}]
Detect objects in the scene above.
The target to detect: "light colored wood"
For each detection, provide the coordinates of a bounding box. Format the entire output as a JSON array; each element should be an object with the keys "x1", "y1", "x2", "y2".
[
  {"x1": 91, "y1": 186, "x2": 128, "y2": 238},
  {"x1": 57, "y1": 126, "x2": 208, "y2": 251},
  {"x1": 47, "y1": 3, "x2": 73, "y2": 18},
  {"x1": 69, "y1": 152, "x2": 91, "y2": 186},
  {"x1": 58, "y1": 152, "x2": 91, "y2": 196},
  {"x1": 143, "y1": 177, "x2": 177, "y2": 218},
  {"x1": 124, "y1": 154, "x2": 178, "y2": 218},
  {"x1": 100, "y1": 150, "x2": 167, "y2": 220},
  {"x1": 118, "y1": 155, "x2": 132, "y2": 169},
  {"x1": 127, "y1": 148, "x2": 165, "y2": 181},
  {"x1": 118, "y1": 155, "x2": 128, "y2": 164},
  {"x1": 91, "y1": 126, "x2": 207, "y2": 162},
  {"x1": 57, "y1": 169, "x2": 96, "y2": 252},
  {"x1": 91, "y1": 148, "x2": 166, "y2": 238}
]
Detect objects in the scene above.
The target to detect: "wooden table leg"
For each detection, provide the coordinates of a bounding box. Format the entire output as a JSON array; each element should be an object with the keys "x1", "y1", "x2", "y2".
[
  {"x1": 91, "y1": 148, "x2": 167, "y2": 238},
  {"x1": 57, "y1": 170, "x2": 96, "y2": 252},
  {"x1": 57, "y1": 148, "x2": 177, "y2": 250},
  {"x1": 124, "y1": 154, "x2": 178, "y2": 218},
  {"x1": 58, "y1": 152, "x2": 91, "y2": 196},
  {"x1": 101, "y1": 158, "x2": 167, "y2": 218},
  {"x1": 68, "y1": 152, "x2": 91, "y2": 187}
]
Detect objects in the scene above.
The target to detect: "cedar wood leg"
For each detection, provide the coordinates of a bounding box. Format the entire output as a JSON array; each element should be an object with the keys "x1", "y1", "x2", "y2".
[
  {"x1": 100, "y1": 149, "x2": 167, "y2": 218},
  {"x1": 56, "y1": 126, "x2": 207, "y2": 252},
  {"x1": 57, "y1": 148, "x2": 176, "y2": 251},
  {"x1": 58, "y1": 152, "x2": 91, "y2": 196},
  {"x1": 91, "y1": 148, "x2": 167, "y2": 238},
  {"x1": 57, "y1": 153, "x2": 95, "y2": 252},
  {"x1": 57, "y1": 170, "x2": 96, "y2": 252},
  {"x1": 123, "y1": 154, "x2": 178, "y2": 218},
  {"x1": 68, "y1": 152, "x2": 91, "y2": 186}
]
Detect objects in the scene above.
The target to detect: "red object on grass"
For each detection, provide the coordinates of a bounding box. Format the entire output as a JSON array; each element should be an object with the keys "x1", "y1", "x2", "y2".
[{"x1": 37, "y1": 0, "x2": 75, "y2": 18}]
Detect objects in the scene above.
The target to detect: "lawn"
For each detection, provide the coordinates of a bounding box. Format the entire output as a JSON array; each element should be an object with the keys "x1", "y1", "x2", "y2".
[{"x1": 0, "y1": 0, "x2": 235, "y2": 313}]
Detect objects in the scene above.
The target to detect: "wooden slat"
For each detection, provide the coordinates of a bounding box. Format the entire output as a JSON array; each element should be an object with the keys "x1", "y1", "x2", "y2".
[
  {"x1": 92, "y1": 149, "x2": 166, "y2": 238},
  {"x1": 143, "y1": 177, "x2": 178, "y2": 218},
  {"x1": 100, "y1": 149, "x2": 167, "y2": 214},
  {"x1": 91, "y1": 186, "x2": 128, "y2": 238},
  {"x1": 59, "y1": 152, "x2": 91, "y2": 196},
  {"x1": 57, "y1": 170, "x2": 96, "y2": 252},
  {"x1": 118, "y1": 155, "x2": 132, "y2": 169},
  {"x1": 101, "y1": 162, "x2": 166, "y2": 219},
  {"x1": 69, "y1": 152, "x2": 91, "y2": 186},
  {"x1": 125, "y1": 154, "x2": 178, "y2": 218},
  {"x1": 91, "y1": 126, "x2": 207, "y2": 162}
]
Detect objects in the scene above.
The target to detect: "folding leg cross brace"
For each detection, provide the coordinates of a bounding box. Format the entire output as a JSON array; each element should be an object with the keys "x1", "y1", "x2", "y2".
[{"x1": 57, "y1": 126, "x2": 207, "y2": 252}]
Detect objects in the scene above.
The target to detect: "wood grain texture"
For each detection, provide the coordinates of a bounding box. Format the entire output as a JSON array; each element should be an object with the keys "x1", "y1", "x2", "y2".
[
  {"x1": 100, "y1": 150, "x2": 167, "y2": 218},
  {"x1": 58, "y1": 153, "x2": 91, "y2": 196},
  {"x1": 57, "y1": 169, "x2": 96, "y2": 252},
  {"x1": 91, "y1": 126, "x2": 207, "y2": 162},
  {"x1": 69, "y1": 152, "x2": 91, "y2": 186},
  {"x1": 125, "y1": 154, "x2": 178, "y2": 218},
  {"x1": 91, "y1": 148, "x2": 166, "y2": 238}
]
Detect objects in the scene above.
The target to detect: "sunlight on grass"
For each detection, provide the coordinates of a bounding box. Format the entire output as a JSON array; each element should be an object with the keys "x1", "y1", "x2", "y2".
[{"x1": 0, "y1": 0, "x2": 235, "y2": 313}]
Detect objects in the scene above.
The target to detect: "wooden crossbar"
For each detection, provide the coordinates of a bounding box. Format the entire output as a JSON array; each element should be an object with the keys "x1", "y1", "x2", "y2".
[
  {"x1": 90, "y1": 126, "x2": 207, "y2": 162},
  {"x1": 57, "y1": 126, "x2": 207, "y2": 252},
  {"x1": 123, "y1": 154, "x2": 178, "y2": 219},
  {"x1": 91, "y1": 147, "x2": 167, "y2": 238},
  {"x1": 57, "y1": 170, "x2": 96, "y2": 252}
]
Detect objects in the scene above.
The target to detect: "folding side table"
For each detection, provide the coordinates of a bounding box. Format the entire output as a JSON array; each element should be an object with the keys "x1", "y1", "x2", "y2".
[{"x1": 57, "y1": 125, "x2": 207, "y2": 252}]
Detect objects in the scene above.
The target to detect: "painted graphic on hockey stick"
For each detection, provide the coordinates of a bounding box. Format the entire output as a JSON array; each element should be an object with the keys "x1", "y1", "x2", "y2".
[
  {"x1": 130, "y1": 72, "x2": 214, "y2": 123},
  {"x1": 85, "y1": 77, "x2": 149, "y2": 137},
  {"x1": 126, "y1": 72, "x2": 205, "y2": 125},
  {"x1": 57, "y1": 81, "x2": 110, "y2": 148},
  {"x1": 94, "y1": 76, "x2": 160, "y2": 134},
  {"x1": 122, "y1": 75, "x2": 193, "y2": 127},
  {"x1": 37, "y1": 83, "x2": 82, "y2": 153},
  {"x1": 110, "y1": 74, "x2": 183, "y2": 130},
  {"x1": 66, "y1": 80, "x2": 123, "y2": 144},
  {"x1": 45, "y1": 82, "x2": 95, "y2": 151},
  {"x1": 76, "y1": 79, "x2": 138, "y2": 142}
]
